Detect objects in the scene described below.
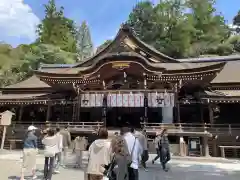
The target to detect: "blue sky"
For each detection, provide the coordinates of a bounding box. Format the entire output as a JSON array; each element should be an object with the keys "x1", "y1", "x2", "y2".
[{"x1": 0, "y1": 0, "x2": 239, "y2": 48}]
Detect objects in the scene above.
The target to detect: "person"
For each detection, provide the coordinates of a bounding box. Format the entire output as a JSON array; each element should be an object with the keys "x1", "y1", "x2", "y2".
[
  {"x1": 122, "y1": 127, "x2": 143, "y2": 180},
  {"x1": 42, "y1": 128, "x2": 58, "y2": 180},
  {"x1": 110, "y1": 135, "x2": 129, "y2": 180},
  {"x1": 86, "y1": 128, "x2": 112, "y2": 180},
  {"x1": 160, "y1": 129, "x2": 170, "y2": 171},
  {"x1": 114, "y1": 132, "x2": 119, "y2": 137},
  {"x1": 73, "y1": 136, "x2": 87, "y2": 168},
  {"x1": 87, "y1": 128, "x2": 99, "y2": 150},
  {"x1": 152, "y1": 131, "x2": 162, "y2": 164},
  {"x1": 60, "y1": 125, "x2": 71, "y2": 167},
  {"x1": 20, "y1": 125, "x2": 38, "y2": 180},
  {"x1": 132, "y1": 128, "x2": 149, "y2": 171},
  {"x1": 54, "y1": 128, "x2": 63, "y2": 174}
]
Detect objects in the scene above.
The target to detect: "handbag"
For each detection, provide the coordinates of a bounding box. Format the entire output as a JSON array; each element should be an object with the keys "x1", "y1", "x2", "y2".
[{"x1": 103, "y1": 154, "x2": 116, "y2": 180}]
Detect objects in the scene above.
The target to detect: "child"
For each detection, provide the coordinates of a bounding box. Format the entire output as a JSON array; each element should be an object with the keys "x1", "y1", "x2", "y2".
[{"x1": 73, "y1": 136, "x2": 87, "y2": 168}]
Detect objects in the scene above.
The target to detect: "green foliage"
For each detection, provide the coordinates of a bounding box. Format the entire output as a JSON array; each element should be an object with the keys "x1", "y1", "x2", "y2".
[
  {"x1": 96, "y1": 40, "x2": 112, "y2": 53},
  {"x1": 76, "y1": 21, "x2": 94, "y2": 61},
  {"x1": 233, "y1": 10, "x2": 240, "y2": 26},
  {"x1": 0, "y1": 43, "x2": 77, "y2": 87},
  {"x1": 127, "y1": 0, "x2": 232, "y2": 58},
  {"x1": 36, "y1": 0, "x2": 77, "y2": 53},
  {"x1": 0, "y1": 44, "x2": 28, "y2": 87}
]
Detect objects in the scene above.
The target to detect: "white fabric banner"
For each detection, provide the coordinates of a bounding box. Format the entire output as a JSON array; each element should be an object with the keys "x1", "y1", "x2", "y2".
[
  {"x1": 110, "y1": 94, "x2": 117, "y2": 107},
  {"x1": 128, "y1": 94, "x2": 135, "y2": 107},
  {"x1": 116, "y1": 94, "x2": 123, "y2": 107},
  {"x1": 89, "y1": 94, "x2": 96, "y2": 107},
  {"x1": 122, "y1": 94, "x2": 129, "y2": 107},
  {"x1": 148, "y1": 92, "x2": 175, "y2": 107},
  {"x1": 81, "y1": 93, "x2": 90, "y2": 107},
  {"x1": 95, "y1": 93, "x2": 104, "y2": 107}
]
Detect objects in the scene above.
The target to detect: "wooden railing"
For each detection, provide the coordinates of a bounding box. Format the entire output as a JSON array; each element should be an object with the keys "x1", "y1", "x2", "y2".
[
  {"x1": 10, "y1": 121, "x2": 104, "y2": 131},
  {"x1": 5, "y1": 121, "x2": 240, "y2": 136},
  {"x1": 141, "y1": 122, "x2": 240, "y2": 135}
]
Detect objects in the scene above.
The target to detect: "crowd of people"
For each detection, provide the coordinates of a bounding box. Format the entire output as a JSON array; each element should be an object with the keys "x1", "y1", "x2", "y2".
[{"x1": 20, "y1": 125, "x2": 170, "y2": 180}]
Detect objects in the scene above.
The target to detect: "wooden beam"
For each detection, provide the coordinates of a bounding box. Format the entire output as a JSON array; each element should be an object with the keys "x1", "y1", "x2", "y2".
[
  {"x1": 18, "y1": 105, "x2": 23, "y2": 121},
  {"x1": 46, "y1": 102, "x2": 51, "y2": 122}
]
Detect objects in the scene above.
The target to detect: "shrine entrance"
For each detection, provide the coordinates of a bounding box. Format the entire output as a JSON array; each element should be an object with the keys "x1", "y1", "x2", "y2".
[{"x1": 106, "y1": 107, "x2": 144, "y2": 128}]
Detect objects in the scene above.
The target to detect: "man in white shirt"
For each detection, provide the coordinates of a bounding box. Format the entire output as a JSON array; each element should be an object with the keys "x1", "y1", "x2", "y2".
[{"x1": 122, "y1": 127, "x2": 143, "y2": 180}]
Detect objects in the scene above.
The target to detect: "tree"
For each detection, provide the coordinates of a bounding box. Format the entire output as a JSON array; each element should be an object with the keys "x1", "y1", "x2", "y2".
[
  {"x1": 127, "y1": 1, "x2": 156, "y2": 44},
  {"x1": 19, "y1": 44, "x2": 77, "y2": 78},
  {"x1": 36, "y1": 0, "x2": 77, "y2": 53},
  {"x1": 0, "y1": 43, "x2": 28, "y2": 87},
  {"x1": 233, "y1": 10, "x2": 240, "y2": 26},
  {"x1": 76, "y1": 21, "x2": 94, "y2": 61},
  {"x1": 0, "y1": 43, "x2": 77, "y2": 87},
  {"x1": 96, "y1": 40, "x2": 112, "y2": 53},
  {"x1": 186, "y1": 0, "x2": 230, "y2": 56},
  {"x1": 126, "y1": 0, "x2": 231, "y2": 58},
  {"x1": 127, "y1": 0, "x2": 193, "y2": 58}
]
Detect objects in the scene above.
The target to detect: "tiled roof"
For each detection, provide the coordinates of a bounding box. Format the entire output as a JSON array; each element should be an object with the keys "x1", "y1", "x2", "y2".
[
  {"x1": 0, "y1": 93, "x2": 48, "y2": 100},
  {"x1": 211, "y1": 61, "x2": 240, "y2": 83},
  {"x1": 4, "y1": 75, "x2": 51, "y2": 89}
]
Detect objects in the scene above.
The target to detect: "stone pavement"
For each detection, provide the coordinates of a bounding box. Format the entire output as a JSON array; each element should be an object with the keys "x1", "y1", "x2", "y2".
[{"x1": 1, "y1": 150, "x2": 240, "y2": 180}]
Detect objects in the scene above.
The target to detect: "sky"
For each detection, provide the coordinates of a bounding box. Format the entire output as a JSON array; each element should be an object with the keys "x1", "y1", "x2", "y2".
[{"x1": 0, "y1": 0, "x2": 239, "y2": 48}]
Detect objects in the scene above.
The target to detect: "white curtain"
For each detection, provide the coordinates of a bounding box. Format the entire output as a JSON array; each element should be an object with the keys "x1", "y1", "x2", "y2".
[{"x1": 162, "y1": 107, "x2": 173, "y2": 123}]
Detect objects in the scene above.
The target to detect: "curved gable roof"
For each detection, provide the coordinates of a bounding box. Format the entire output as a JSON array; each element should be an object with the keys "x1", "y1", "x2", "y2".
[{"x1": 74, "y1": 24, "x2": 179, "y2": 68}]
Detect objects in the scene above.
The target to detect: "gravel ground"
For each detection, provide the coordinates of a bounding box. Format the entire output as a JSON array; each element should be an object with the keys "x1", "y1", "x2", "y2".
[{"x1": 1, "y1": 151, "x2": 240, "y2": 180}]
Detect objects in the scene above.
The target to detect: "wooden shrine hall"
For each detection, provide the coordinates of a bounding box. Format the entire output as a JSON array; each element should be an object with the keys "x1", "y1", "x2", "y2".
[{"x1": 1, "y1": 24, "x2": 240, "y2": 156}]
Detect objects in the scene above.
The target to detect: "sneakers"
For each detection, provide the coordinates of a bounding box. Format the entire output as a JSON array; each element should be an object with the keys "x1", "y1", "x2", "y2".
[
  {"x1": 54, "y1": 170, "x2": 60, "y2": 174},
  {"x1": 32, "y1": 175, "x2": 37, "y2": 179},
  {"x1": 143, "y1": 168, "x2": 149, "y2": 172},
  {"x1": 61, "y1": 165, "x2": 66, "y2": 168}
]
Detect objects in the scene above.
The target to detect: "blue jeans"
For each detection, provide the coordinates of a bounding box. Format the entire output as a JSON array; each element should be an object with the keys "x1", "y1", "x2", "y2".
[
  {"x1": 153, "y1": 148, "x2": 161, "y2": 162},
  {"x1": 160, "y1": 148, "x2": 170, "y2": 169},
  {"x1": 54, "y1": 152, "x2": 61, "y2": 170},
  {"x1": 44, "y1": 157, "x2": 54, "y2": 180}
]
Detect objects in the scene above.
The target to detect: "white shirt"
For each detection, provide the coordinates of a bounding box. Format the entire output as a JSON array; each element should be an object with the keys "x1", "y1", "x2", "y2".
[
  {"x1": 124, "y1": 132, "x2": 143, "y2": 169},
  {"x1": 56, "y1": 132, "x2": 63, "y2": 153}
]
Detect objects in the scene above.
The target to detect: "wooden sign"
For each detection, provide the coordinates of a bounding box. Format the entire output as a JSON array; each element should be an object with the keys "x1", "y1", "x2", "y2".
[
  {"x1": 111, "y1": 62, "x2": 130, "y2": 70},
  {"x1": 0, "y1": 110, "x2": 14, "y2": 126},
  {"x1": 0, "y1": 110, "x2": 14, "y2": 150}
]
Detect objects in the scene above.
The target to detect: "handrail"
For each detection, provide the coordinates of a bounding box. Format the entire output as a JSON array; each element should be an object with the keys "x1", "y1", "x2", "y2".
[
  {"x1": 10, "y1": 121, "x2": 104, "y2": 131},
  {"x1": 141, "y1": 122, "x2": 240, "y2": 135}
]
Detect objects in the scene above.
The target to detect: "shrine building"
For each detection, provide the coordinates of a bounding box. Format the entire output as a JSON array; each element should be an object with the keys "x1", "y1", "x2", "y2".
[{"x1": 1, "y1": 25, "x2": 240, "y2": 157}]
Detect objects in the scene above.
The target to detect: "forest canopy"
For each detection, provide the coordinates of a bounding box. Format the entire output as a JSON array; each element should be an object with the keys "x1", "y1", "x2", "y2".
[{"x1": 0, "y1": 0, "x2": 239, "y2": 87}]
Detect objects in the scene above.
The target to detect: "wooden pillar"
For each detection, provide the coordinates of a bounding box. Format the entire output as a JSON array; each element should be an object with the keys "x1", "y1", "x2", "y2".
[
  {"x1": 143, "y1": 73, "x2": 148, "y2": 126},
  {"x1": 102, "y1": 93, "x2": 107, "y2": 126},
  {"x1": 200, "y1": 103, "x2": 204, "y2": 124},
  {"x1": 76, "y1": 89, "x2": 81, "y2": 122},
  {"x1": 18, "y1": 105, "x2": 23, "y2": 121},
  {"x1": 203, "y1": 136, "x2": 210, "y2": 156},
  {"x1": 143, "y1": 93, "x2": 148, "y2": 126},
  {"x1": 174, "y1": 82, "x2": 180, "y2": 124},
  {"x1": 0, "y1": 126, "x2": 7, "y2": 150},
  {"x1": 177, "y1": 102, "x2": 180, "y2": 123},
  {"x1": 46, "y1": 102, "x2": 51, "y2": 122},
  {"x1": 208, "y1": 103, "x2": 214, "y2": 124},
  {"x1": 212, "y1": 137, "x2": 217, "y2": 157}
]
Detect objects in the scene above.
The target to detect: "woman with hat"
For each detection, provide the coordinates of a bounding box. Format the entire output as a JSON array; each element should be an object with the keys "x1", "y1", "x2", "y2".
[{"x1": 20, "y1": 125, "x2": 38, "y2": 180}]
